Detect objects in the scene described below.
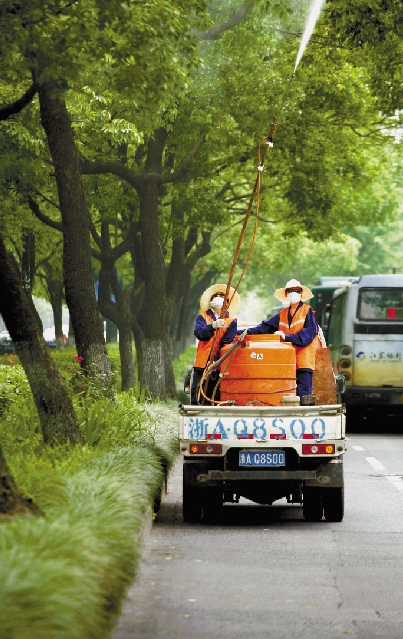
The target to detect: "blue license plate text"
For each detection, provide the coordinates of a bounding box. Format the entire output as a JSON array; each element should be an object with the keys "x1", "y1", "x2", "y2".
[{"x1": 239, "y1": 451, "x2": 285, "y2": 466}]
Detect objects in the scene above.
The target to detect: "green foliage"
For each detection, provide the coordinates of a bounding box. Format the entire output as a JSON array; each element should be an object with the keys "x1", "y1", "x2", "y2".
[
  {"x1": 173, "y1": 345, "x2": 196, "y2": 388},
  {"x1": 0, "y1": 447, "x2": 162, "y2": 639},
  {"x1": 2, "y1": 0, "x2": 403, "y2": 387},
  {"x1": 327, "y1": 0, "x2": 403, "y2": 115},
  {"x1": 0, "y1": 349, "x2": 179, "y2": 639}
]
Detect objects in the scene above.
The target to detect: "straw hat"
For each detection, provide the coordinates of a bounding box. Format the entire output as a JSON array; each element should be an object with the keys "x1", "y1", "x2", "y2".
[
  {"x1": 274, "y1": 278, "x2": 314, "y2": 303},
  {"x1": 200, "y1": 284, "x2": 240, "y2": 318}
]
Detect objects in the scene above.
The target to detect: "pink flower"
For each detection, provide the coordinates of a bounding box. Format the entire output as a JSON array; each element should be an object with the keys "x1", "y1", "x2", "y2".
[{"x1": 74, "y1": 355, "x2": 84, "y2": 362}]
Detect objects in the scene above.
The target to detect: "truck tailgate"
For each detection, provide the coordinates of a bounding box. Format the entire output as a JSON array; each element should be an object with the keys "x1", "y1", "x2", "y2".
[{"x1": 179, "y1": 404, "x2": 345, "y2": 441}]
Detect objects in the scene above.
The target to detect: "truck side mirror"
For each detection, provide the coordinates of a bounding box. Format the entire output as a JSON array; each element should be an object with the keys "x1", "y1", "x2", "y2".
[
  {"x1": 184, "y1": 373, "x2": 191, "y2": 394},
  {"x1": 335, "y1": 374, "x2": 346, "y2": 395}
]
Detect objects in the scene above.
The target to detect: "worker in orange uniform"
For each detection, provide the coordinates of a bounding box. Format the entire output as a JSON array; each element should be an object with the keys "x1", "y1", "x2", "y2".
[
  {"x1": 191, "y1": 284, "x2": 240, "y2": 404},
  {"x1": 238, "y1": 279, "x2": 319, "y2": 398}
]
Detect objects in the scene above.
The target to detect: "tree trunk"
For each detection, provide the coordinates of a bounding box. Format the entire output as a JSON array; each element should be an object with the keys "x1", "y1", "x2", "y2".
[
  {"x1": 137, "y1": 131, "x2": 168, "y2": 398},
  {"x1": 46, "y1": 274, "x2": 64, "y2": 347},
  {"x1": 0, "y1": 446, "x2": 42, "y2": 517},
  {"x1": 0, "y1": 234, "x2": 81, "y2": 444},
  {"x1": 140, "y1": 339, "x2": 165, "y2": 397},
  {"x1": 38, "y1": 83, "x2": 112, "y2": 392},
  {"x1": 21, "y1": 228, "x2": 35, "y2": 294},
  {"x1": 131, "y1": 316, "x2": 144, "y2": 387},
  {"x1": 164, "y1": 337, "x2": 177, "y2": 396},
  {"x1": 97, "y1": 238, "x2": 136, "y2": 391},
  {"x1": 118, "y1": 323, "x2": 135, "y2": 391},
  {"x1": 66, "y1": 314, "x2": 75, "y2": 347}
]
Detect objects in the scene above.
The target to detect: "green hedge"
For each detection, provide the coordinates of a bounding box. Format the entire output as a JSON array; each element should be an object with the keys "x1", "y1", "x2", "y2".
[
  {"x1": 0, "y1": 447, "x2": 161, "y2": 639},
  {"x1": 0, "y1": 357, "x2": 179, "y2": 639}
]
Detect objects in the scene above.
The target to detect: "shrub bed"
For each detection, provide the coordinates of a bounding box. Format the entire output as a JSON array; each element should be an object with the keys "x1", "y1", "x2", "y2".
[{"x1": 0, "y1": 355, "x2": 179, "y2": 639}]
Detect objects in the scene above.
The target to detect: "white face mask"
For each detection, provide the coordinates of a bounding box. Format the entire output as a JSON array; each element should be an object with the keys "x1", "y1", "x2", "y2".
[
  {"x1": 287, "y1": 292, "x2": 302, "y2": 304},
  {"x1": 210, "y1": 296, "x2": 224, "y2": 309}
]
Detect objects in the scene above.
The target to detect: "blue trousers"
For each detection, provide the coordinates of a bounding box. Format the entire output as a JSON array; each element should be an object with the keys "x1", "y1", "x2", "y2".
[{"x1": 296, "y1": 369, "x2": 313, "y2": 397}]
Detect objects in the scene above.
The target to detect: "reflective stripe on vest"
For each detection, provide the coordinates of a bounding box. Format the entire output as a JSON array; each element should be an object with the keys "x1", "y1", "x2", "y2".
[
  {"x1": 193, "y1": 312, "x2": 232, "y2": 369},
  {"x1": 279, "y1": 305, "x2": 319, "y2": 370}
]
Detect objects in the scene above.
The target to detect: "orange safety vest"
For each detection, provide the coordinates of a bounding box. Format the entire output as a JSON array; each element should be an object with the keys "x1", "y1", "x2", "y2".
[
  {"x1": 278, "y1": 305, "x2": 319, "y2": 370},
  {"x1": 193, "y1": 311, "x2": 233, "y2": 368}
]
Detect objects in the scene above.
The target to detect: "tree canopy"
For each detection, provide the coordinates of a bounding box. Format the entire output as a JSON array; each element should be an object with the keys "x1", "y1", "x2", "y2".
[{"x1": 1, "y1": 0, "x2": 402, "y2": 398}]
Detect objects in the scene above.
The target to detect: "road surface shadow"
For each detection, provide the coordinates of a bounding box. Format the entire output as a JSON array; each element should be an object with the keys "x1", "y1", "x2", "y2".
[
  {"x1": 155, "y1": 499, "x2": 325, "y2": 528},
  {"x1": 346, "y1": 410, "x2": 403, "y2": 434}
]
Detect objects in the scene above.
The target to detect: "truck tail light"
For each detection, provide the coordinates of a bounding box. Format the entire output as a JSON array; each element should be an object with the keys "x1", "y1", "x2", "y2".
[
  {"x1": 189, "y1": 444, "x2": 222, "y2": 454},
  {"x1": 302, "y1": 444, "x2": 335, "y2": 455}
]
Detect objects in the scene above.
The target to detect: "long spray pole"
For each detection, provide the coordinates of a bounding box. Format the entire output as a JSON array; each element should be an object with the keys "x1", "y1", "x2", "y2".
[
  {"x1": 198, "y1": 0, "x2": 327, "y2": 404},
  {"x1": 198, "y1": 120, "x2": 277, "y2": 404}
]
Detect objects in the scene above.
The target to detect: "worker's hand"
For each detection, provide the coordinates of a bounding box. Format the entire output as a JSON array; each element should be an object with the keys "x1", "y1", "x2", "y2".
[
  {"x1": 274, "y1": 330, "x2": 285, "y2": 340},
  {"x1": 212, "y1": 318, "x2": 225, "y2": 329}
]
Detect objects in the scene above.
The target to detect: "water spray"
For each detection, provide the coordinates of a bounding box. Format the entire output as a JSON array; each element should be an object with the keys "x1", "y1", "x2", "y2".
[
  {"x1": 278, "y1": 0, "x2": 326, "y2": 119},
  {"x1": 293, "y1": 0, "x2": 326, "y2": 73}
]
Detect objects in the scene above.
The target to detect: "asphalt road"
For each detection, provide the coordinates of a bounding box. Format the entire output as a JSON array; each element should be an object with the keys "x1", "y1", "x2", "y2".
[{"x1": 113, "y1": 429, "x2": 403, "y2": 639}]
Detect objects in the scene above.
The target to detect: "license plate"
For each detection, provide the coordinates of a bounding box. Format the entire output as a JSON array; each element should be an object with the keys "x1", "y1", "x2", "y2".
[{"x1": 239, "y1": 451, "x2": 285, "y2": 466}]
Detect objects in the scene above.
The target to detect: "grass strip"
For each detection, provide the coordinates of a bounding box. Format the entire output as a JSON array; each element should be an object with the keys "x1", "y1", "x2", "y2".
[{"x1": 0, "y1": 397, "x2": 179, "y2": 639}]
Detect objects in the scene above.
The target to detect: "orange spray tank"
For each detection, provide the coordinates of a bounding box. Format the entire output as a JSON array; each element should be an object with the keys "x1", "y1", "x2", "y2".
[{"x1": 219, "y1": 334, "x2": 296, "y2": 406}]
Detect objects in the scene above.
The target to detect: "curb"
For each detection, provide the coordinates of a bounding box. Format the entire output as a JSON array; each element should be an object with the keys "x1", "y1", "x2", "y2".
[{"x1": 139, "y1": 456, "x2": 179, "y2": 548}]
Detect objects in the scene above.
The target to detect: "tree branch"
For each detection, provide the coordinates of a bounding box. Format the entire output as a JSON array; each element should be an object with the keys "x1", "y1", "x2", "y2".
[
  {"x1": 197, "y1": 1, "x2": 254, "y2": 40},
  {"x1": 0, "y1": 82, "x2": 38, "y2": 121},
  {"x1": 32, "y1": 189, "x2": 60, "y2": 211},
  {"x1": 81, "y1": 134, "x2": 205, "y2": 190},
  {"x1": 34, "y1": 240, "x2": 63, "y2": 271},
  {"x1": 224, "y1": 193, "x2": 253, "y2": 204},
  {"x1": 27, "y1": 195, "x2": 63, "y2": 232},
  {"x1": 111, "y1": 228, "x2": 135, "y2": 262},
  {"x1": 80, "y1": 157, "x2": 144, "y2": 190},
  {"x1": 215, "y1": 181, "x2": 231, "y2": 200},
  {"x1": 90, "y1": 220, "x2": 102, "y2": 250},
  {"x1": 271, "y1": 27, "x2": 346, "y2": 48},
  {"x1": 161, "y1": 135, "x2": 206, "y2": 184},
  {"x1": 91, "y1": 247, "x2": 102, "y2": 261},
  {"x1": 184, "y1": 231, "x2": 211, "y2": 271}
]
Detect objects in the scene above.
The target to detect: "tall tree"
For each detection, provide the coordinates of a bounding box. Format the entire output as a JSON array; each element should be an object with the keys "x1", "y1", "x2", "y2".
[
  {"x1": 0, "y1": 81, "x2": 80, "y2": 441},
  {"x1": 0, "y1": 234, "x2": 80, "y2": 444},
  {"x1": 38, "y1": 83, "x2": 112, "y2": 386}
]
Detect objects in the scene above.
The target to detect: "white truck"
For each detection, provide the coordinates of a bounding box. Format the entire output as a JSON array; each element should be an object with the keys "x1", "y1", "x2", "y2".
[{"x1": 179, "y1": 400, "x2": 346, "y2": 523}]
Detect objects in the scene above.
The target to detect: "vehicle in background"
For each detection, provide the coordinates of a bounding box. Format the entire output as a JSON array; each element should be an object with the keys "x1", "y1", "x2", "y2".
[
  {"x1": 0, "y1": 331, "x2": 14, "y2": 355},
  {"x1": 327, "y1": 274, "x2": 403, "y2": 416},
  {"x1": 310, "y1": 277, "x2": 359, "y2": 339},
  {"x1": 43, "y1": 327, "x2": 60, "y2": 349},
  {"x1": 0, "y1": 329, "x2": 59, "y2": 353}
]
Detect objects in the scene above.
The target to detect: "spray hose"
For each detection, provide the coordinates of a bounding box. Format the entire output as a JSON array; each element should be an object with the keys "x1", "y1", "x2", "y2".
[
  {"x1": 197, "y1": 330, "x2": 248, "y2": 405},
  {"x1": 204, "y1": 119, "x2": 278, "y2": 375},
  {"x1": 197, "y1": 121, "x2": 278, "y2": 405}
]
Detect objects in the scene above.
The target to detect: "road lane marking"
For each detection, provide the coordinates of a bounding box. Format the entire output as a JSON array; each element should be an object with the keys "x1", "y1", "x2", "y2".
[
  {"x1": 352, "y1": 445, "x2": 365, "y2": 451},
  {"x1": 385, "y1": 475, "x2": 401, "y2": 483},
  {"x1": 365, "y1": 457, "x2": 386, "y2": 471}
]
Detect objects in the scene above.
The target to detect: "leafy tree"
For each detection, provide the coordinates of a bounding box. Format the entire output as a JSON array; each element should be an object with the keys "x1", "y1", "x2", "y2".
[
  {"x1": 0, "y1": 0, "x2": 208, "y2": 395},
  {"x1": 0, "y1": 86, "x2": 80, "y2": 516},
  {"x1": 2, "y1": 0, "x2": 403, "y2": 402}
]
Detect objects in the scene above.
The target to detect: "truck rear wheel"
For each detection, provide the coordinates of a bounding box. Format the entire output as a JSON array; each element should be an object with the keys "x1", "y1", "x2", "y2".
[
  {"x1": 303, "y1": 488, "x2": 323, "y2": 521},
  {"x1": 323, "y1": 487, "x2": 344, "y2": 522},
  {"x1": 183, "y1": 487, "x2": 203, "y2": 523},
  {"x1": 203, "y1": 488, "x2": 223, "y2": 524}
]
